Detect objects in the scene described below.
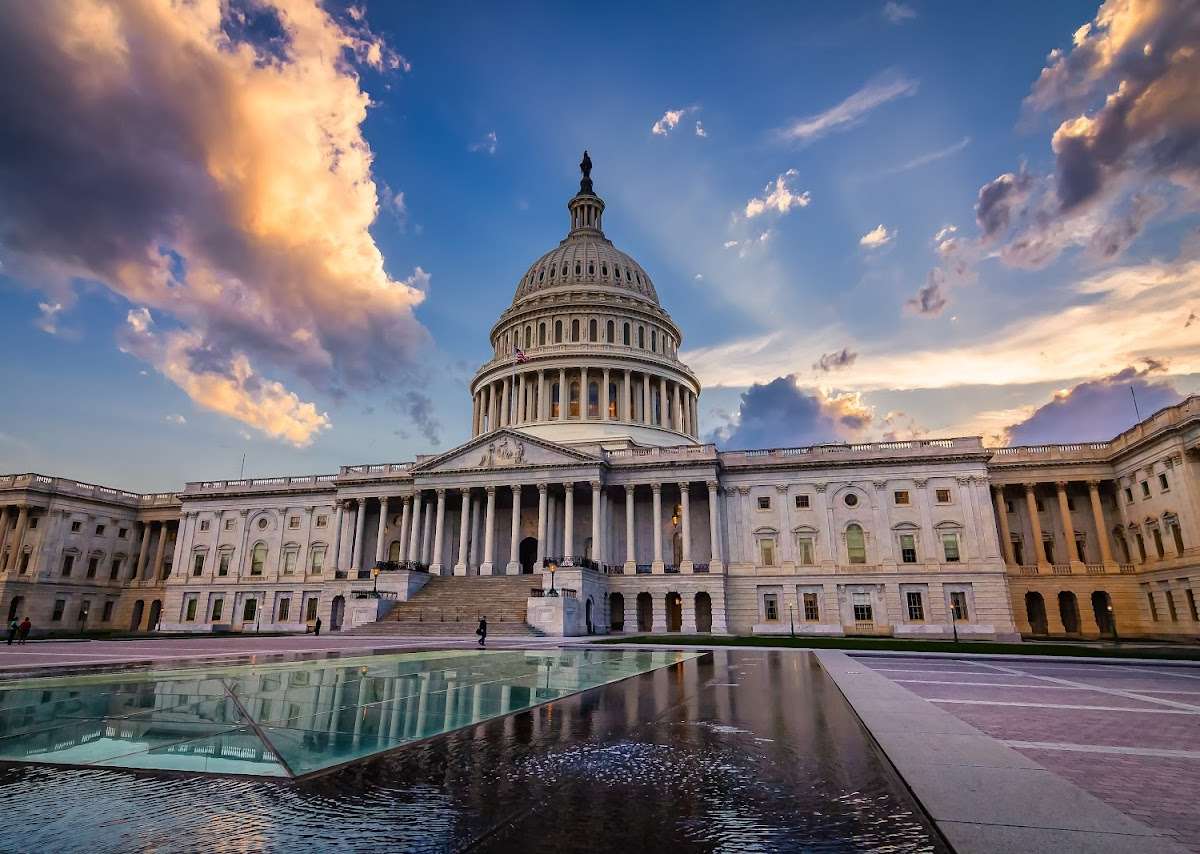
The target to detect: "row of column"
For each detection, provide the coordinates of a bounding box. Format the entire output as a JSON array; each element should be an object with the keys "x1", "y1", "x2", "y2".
[
  {"x1": 471, "y1": 367, "x2": 699, "y2": 439},
  {"x1": 0, "y1": 505, "x2": 32, "y2": 572},
  {"x1": 0, "y1": 505, "x2": 173, "y2": 581},
  {"x1": 992, "y1": 481, "x2": 1114, "y2": 569}
]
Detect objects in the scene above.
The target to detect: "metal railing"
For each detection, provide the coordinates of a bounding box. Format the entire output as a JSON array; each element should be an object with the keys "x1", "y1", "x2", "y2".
[
  {"x1": 635, "y1": 564, "x2": 652, "y2": 574},
  {"x1": 664, "y1": 564, "x2": 680, "y2": 574},
  {"x1": 692, "y1": 563, "x2": 710, "y2": 574},
  {"x1": 373, "y1": 560, "x2": 429, "y2": 573}
]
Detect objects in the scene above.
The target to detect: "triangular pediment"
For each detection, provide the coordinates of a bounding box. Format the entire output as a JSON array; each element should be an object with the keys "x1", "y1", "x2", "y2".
[{"x1": 411, "y1": 429, "x2": 601, "y2": 475}]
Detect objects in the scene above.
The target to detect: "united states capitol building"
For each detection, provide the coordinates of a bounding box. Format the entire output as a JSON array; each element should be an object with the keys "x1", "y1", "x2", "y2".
[{"x1": 2, "y1": 159, "x2": 1198, "y2": 642}]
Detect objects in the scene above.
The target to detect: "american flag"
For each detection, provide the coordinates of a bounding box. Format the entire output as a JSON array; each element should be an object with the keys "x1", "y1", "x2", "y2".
[{"x1": 513, "y1": 345, "x2": 528, "y2": 364}]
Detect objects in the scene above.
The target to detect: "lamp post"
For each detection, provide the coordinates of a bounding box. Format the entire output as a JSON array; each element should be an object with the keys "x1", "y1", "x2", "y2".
[
  {"x1": 547, "y1": 560, "x2": 558, "y2": 596},
  {"x1": 1108, "y1": 603, "x2": 1119, "y2": 645},
  {"x1": 372, "y1": 565, "x2": 382, "y2": 597},
  {"x1": 788, "y1": 604, "x2": 795, "y2": 638}
]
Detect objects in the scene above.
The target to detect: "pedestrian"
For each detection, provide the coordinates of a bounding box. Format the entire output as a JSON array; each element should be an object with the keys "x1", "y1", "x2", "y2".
[
  {"x1": 5, "y1": 618, "x2": 16, "y2": 646},
  {"x1": 476, "y1": 616, "x2": 487, "y2": 648},
  {"x1": 17, "y1": 617, "x2": 31, "y2": 645},
  {"x1": 314, "y1": 616, "x2": 322, "y2": 637}
]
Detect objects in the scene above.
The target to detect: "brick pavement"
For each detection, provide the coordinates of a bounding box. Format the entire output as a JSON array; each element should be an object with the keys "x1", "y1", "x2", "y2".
[{"x1": 858, "y1": 655, "x2": 1200, "y2": 851}]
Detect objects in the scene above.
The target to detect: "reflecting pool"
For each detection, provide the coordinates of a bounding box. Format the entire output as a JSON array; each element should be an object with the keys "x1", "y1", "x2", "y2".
[{"x1": 0, "y1": 649, "x2": 946, "y2": 852}]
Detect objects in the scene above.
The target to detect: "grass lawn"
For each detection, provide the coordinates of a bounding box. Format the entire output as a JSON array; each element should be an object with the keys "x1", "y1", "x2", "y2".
[{"x1": 596, "y1": 634, "x2": 1200, "y2": 661}]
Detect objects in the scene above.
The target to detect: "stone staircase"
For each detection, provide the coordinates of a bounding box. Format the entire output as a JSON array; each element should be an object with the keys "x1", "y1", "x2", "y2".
[{"x1": 350, "y1": 575, "x2": 545, "y2": 637}]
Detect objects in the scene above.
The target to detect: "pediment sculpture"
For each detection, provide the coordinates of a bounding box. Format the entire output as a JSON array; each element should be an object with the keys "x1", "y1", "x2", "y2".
[{"x1": 478, "y1": 437, "x2": 526, "y2": 468}]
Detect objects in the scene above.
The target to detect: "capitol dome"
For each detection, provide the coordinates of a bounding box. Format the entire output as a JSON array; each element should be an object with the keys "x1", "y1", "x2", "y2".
[{"x1": 469, "y1": 153, "x2": 701, "y2": 448}]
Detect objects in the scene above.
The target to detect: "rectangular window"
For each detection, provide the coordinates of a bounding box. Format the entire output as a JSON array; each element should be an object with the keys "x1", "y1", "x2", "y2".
[
  {"x1": 906, "y1": 591, "x2": 925, "y2": 621},
  {"x1": 101, "y1": 601, "x2": 114, "y2": 622},
  {"x1": 1186, "y1": 589, "x2": 1198, "y2": 622},
  {"x1": 61, "y1": 554, "x2": 75, "y2": 577},
  {"x1": 795, "y1": 494, "x2": 810, "y2": 509},
  {"x1": 199, "y1": 520, "x2": 210, "y2": 532},
  {"x1": 950, "y1": 591, "x2": 969, "y2": 621},
  {"x1": 1124, "y1": 487, "x2": 1134, "y2": 504},
  {"x1": 211, "y1": 598, "x2": 224, "y2": 622},
  {"x1": 802, "y1": 592, "x2": 819, "y2": 621},
  {"x1": 1035, "y1": 498, "x2": 1045, "y2": 512},
  {"x1": 306, "y1": 597, "x2": 319, "y2": 621},
  {"x1": 893, "y1": 490, "x2": 910, "y2": 505},
  {"x1": 935, "y1": 488, "x2": 952, "y2": 504},
  {"x1": 86, "y1": 557, "x2": 98, "y2": 578},
  {"x1": 796, "y1": 537, "x2": 815, "y2": 566},
  {"x1": 899, "y1": 534, "x2": 917, "y2": 563},
  {"x1": 218, "y1": 552, "x2": 230, "y2": 577},
  {"x1": 250, "y1": 545, "x2": 266, "y2": 576},
  {"x1": 224, "y1": 518, "x2": 236, "y2": 530},
  {"x1": 1152, "y1": 528, "x2": 1165, "y2": 559},
  {"x1": 1171, "y1": 523, "x2": 1185, "y2": 555},
  {"x1": 95, "y1": 524, "x2": 105, "y2": 536},
  {"x1": 192, "y1": 553, "x2": 205, "y2": 576},
  {"x1": 1159, "y1": 473, "x2": 1170, "y2": 491},
  {"x1": 28, "y1": 517, "x2": 37, "y2": 529},
  {"x1": 763, "y1": 593, "x2": 779, "y2": 621},
  {"x1": 282, "y1": 550, "x2": 297, "y2": 575},
  {"x1": 852, "y1": 594, "x2": 873, "y2": 623},
  {"x1": 288, "y1": 516, "x2": 300, "y2": 529},
  {"x1": 759, "y1": 539, "x2": 776, "y2": 567},
  {"x1": 1075, "y1": 536, "x2": 1087, "y2": 563},
  {"x1": 109, "y1": 559, "x2": 121, "y2": 580},
  {"x1": 185, "y1": 598, "x2": 197, "y2": 622},
  {"x1": 757, "y1": 496, "x2": 771, "y2": 510},
  {"x1": 278, "y1": 598, "x2": 291, "y2": 622},
  {"x1": 1147, "y1": 591, "x2": 1159, "y2": 620},
  {"x1": 1043, "y1": 539, "x2": 1055, "y2": 565},
  {"x1": 1012, "y1": 540, "x2": 1024, "y2": 566},
  {"x1": 1165, "y1": 590, "x2": 1178, "y2": 622},
  {"x1": 316, "y1": 515, "x2": 328, "y2": 528},
  {"x1": 52, "y1": 599, "x2": 65, "y2": 621},
  {"x1": 70, "y1": 521, "x2": 81, "y2": 533},
  {"x1": 942, "y1": 533, "x2": 961, "y2": 562},
  {"x1": 18, "y1": 553, "x2": 30, "y2": 574},
  {"x1": 1136, "y1": 532, "x2": 1147, "y2": 562},
  {"x1": 118, "y1": 527, "x2": 128, "y2": 538},
  {"x1": 1141, "y1": 481, "x2": 1150, "y2": 498},
  {"x1": 310, "y1": 547, "x2": 325, "y2": 573},
  {"x1": 1005, "y1": 500, "x2": 1014, "y2": 514}
]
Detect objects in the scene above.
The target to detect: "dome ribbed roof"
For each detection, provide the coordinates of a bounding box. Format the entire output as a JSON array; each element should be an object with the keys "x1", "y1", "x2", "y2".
[{"x1": 513, "y1": 238, "x2": 659, "y2": 304}]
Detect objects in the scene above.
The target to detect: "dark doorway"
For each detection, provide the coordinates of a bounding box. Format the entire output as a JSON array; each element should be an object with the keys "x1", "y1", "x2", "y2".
[
  {"x1": 1091, "y1": 591, "x2": 1115, "y2": 637},
  {"x1": 330, "y1": 595, "x2": 345, "y2": 631},
  {"x1": 666, "y1": 592, "x2": 682, "y2": 632},
  {"x1": 519, "y1": 537, "x2": 538, "y2": 574},
  {"x1": 130, "y1": 600, "x2": 144, "y2": 631},
  {"x1": 7, "y1": 596, "x2": 23, "y2": 622},
  {"x1": 609, "y1": 592, "x2": 625, "y2": 631},
  {"x1": 1025, "y1": 592, "x2": 1048, "y2": 634},
  {"x1": 636, "y1": 592, "x2": 652, "y2": 632},
  {"x1": 1058, "y1": 591, "x2": 1080, "y2": 634},
  {"x1": 695, "y1": 592, "x2": 712, "y2": 632},
  {"x1": 147, "y1": 600, "x2": 162, "y2": 631}
]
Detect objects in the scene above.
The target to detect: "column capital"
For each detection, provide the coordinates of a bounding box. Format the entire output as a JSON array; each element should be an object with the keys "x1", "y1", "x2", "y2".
[
  {"x1": 814, "y1": 482, "x2": 828, "y2": 493},
  {"x1": 956, "y1": 475, "x2": 974, "y2": 485},
  {"x1": 651, "y1": 482, "x2": 662, "y2": 494},
  {"x1": 1055, "y1": 480, "x2": 1070, "y2": 490},
  {"x1": 1087, "y1": 479, "x2": 1103, "y2": 489},
  {"x1": 991, "y1": 483, "x2": 1005, "y2": 496},
  {"x1": 706, "y1": 479, "x2": 719, "y2": 491},
  {"x1": 434, "y1": 487, "x2": 445, "y2": 497},
  {"x1": 913, "y1": 478, "x2": 928, "y2": 488},
  {"x1": 537, "y1": 482, "x2": 548, "y2": 493},
  {"x1": 775, "y1": 483, "x2": 789, "y2": 493},
  {"x1": 1023, "y1": 481, "x2": 1038, "y2": 492},
  {"x1": 484, "y1": 485, "x2": 496, "y2": 496},
  {"x1": 402, "y1": 493, "x2": 413, "y2": 505},
  {"x1": 871, "y1": 480, "x2": 888, "y2": 490},
  {"x1": 510, "y1": 483, "x2": 522, "y2": 493},
  {"x1": 563, "y1": 481, "x2": 575, "y2": 492},
  {"x1": 590, "y1": 480, "x2": 602, "y2": 491},
  {"x1": 624, "y1": 483, "x2": 635, "y2": 496}
]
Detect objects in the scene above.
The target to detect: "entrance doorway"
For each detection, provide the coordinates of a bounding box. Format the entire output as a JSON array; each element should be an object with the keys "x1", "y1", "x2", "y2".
[
  {"x1": 1058, "y1": 591, "x2": 1080, "y2": 634},
  {"x1": 6, "y1": 596, "x2": 23, "y2": 623},
  {"x1": 1025, "y1": 592, "x2": 1048, "y2": 634},
  {"x1": 519, "y1": 537, "x2": 538, "y2": 574},
  {"x1": 695, "y1": 592, "x2": 712, "y2": 632},
  {"x1": 1091, "y1": 591, "x2": 1116, "y2": 637},
  {"x1": 130, "y1": 600, "x2": 144, "y2": 631},
  {"x1": 609, "y1": 592, "x2": 625, "y2": 631},
  {"x1": 147, "y1": 600, "x2": 162, "y2": 631},
  {"x1": 330, "y1": 595, "x2": 345, "y2": 631},
  {"x1": 636, "y1": 592, "x2": 652, "y2": 632},
  {"x1": 665, "y1": 592, "x2": 682, "y2": 632}
]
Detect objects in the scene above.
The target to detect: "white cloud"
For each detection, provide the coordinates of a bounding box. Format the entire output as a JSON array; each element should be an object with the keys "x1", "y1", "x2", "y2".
[
  {"x1": 781, "y1": 74, "x2": 918, "y2": 142},
  {"x1": 651, "y1": 106, "x2": 696, "y2": 136},
  {"x1": 879, "y1": 136, "x2": 970, "y2": 175},
  {"x1": 693, "y1": 273, "x2": 704, "y2": 281},
  {"x1": 694, "y1": 120, "x2": 707, "y2": 138},
  {"x1": 723, "y1": 240, "x2": 739, "y2": 249},
  {"x1": 859, "y1": 224, "x2": 895, "y2": 248},
  {"x1": 164, "y1": 414, "x2": 187, "y2": 425},
  {"x1": 882, "y1": 2, "x2": 917, "y2": 24},
  {"x1": 744, "y1": 169, "x2": 811, "y2": 218},
  {"x1": 469, "y1": 130, "x2": 498, "y2": 155},
  {"x1": 35, "y1": 302, "x2": 63, "y2": 334}
]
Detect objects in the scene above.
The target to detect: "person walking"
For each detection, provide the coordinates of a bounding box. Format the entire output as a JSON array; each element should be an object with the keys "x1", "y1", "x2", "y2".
[
  {"x1": 476, "y1": 616, "x2": 487, "y2": 648},
  {"x1": 5, "y1": 618, "x2": 17, "y2": 645},
  {"x1": 17, "y1": 617, "x2": 31, "y2": 645},
  {"x1": 314, "y1": 616, "x2": 322, "y2": 637}
]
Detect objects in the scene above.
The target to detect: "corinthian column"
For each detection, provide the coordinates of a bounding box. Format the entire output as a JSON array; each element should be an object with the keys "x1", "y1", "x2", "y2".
[
  {"x1": 536, "y1": 483, "x2": 548, "y2": 568},
  {"x1": 375, "y1": 497, "x2": 390, "y2": 564},
  {"x1": 678, "y1": 482, "x2": 692, "y2": 571},
  {"x1": 455, "y1": 490, "x2": 470, "y2": 575},
  {"x1": 408, "y1": 492, "x2": 423, "y2": 562},
  {"x1": 1024, "y1": 483, "x2": 1046, "y2": 570},
  {"x1": 624, "y1": 485, "x2": 636, "y2": 572},
  {"x1": 480, "y1": 486, "x2": 496, "y2": 575},
  {"x1": 563, "y1": 482, "x2": 575, "y2": 559},
  {"x1": 651, "y1": 483, "x2": 664, "y2": 572},
  {"x1": 591, "y1": 481, "x2": 602, "y2": 565},
  {"x1": 507, "y1": 484, "x2": 522, "y2": 574},
  {"x1": 430, "y1": 489, "x2": 447, "y2": 575},
  {"x1": 1057, "y1": 481, "x2": 1081, "y2": 566},
  {"x1": 1088, "y1": 480, "x2": 1116, "y2": 566},
  {"x1": 707, "y1": 480, "x2": 723, "y2": 571},
  {"x1": 992, "y1": 486, "x2": 1015, "y2": 566}
]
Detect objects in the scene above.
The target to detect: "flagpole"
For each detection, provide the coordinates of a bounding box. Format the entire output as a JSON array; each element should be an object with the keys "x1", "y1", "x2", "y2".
[{"x1": 1130, "y1": 385, "x2": 1141, "y2": 422}]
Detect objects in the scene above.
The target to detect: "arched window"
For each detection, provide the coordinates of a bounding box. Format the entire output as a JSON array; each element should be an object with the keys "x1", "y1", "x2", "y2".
[
  {"x1": 623, "y1": 323, "x2": 631, "y2": 345},
  {"x1": 551, "y1": 383, "x2": 561, "y2": 418},
  {"x1": 569, "y1": 381, "x2": 581, "y2": 417},
  {"x1": 608, "y1": 382, "x2": 618, "y2": 418},
  {"x1": 549, "y1": 265, "x2": 556, "y2": 278},
  {"x1": 539, "y1": 323, "x2": 547, "y2": 346},
  {"x1": 845, "y1": 524, "x2": 866, "y2": 564},
  {"x1": 601, "y1": 264, "x2": 608, "y2": 276},
  {"x1": 525, "y1": 326, "x2": 531, "y2": 348},
  {"x1": 571, "y1": 319, "x2": 580, "y2": 342},
  {"x1": 606, "y1": 319, "x2": 614, "y2": 342},
  {"x1": 638, "y1": 326, "x2": 645, "y2": 349},
  {"x1": 588, "y1": 262, "x2": 595, "y2": 275},
  {"x1": 555, "y1": 320, "x2": 563, "y2": 343},
  {"x1": 589, "y1": 319, "x2": 597, "y2": 341},
  {"x1": 538, "y1": 268, "x2": 544, "y2": 282},
  {"x1": 651, "y1": 329, "x2": 657, "y2": 352},
  {"x1": 588, "y1": 382, "x2": 599, "y2": 418},
  {"x1": 251, "y1": 543, "x2": 267, "y2": 576},
  {"x1": 575, "y1": 262, "x2": 581, "y2": 276}
]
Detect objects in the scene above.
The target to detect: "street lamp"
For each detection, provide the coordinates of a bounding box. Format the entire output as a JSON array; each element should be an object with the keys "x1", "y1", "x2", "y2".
[
  {"x1": 1108, "y1": 603, "x2": 1119, "y2": 645},
  {"x1": 546, "y1": 560, "x2": 559, "y2": 596},
  {"x1": 788, "y1": 604, "x2": 795, "y2": 638},
  {"x1": 372, "y1": 565, "x2": 382, "y2": 597}
]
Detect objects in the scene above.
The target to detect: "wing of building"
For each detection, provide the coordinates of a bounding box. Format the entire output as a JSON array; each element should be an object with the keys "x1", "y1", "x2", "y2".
[{"x1": 2, "y1": 158, "x2": 1198, "y2": 641}]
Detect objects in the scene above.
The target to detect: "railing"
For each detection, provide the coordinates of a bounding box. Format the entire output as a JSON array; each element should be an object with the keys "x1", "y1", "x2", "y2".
[
  {"x1": 1019, "y1": 566, "x2": 1040, "y2": 576},
  {"x1": 474, "y1": 341, "x2": 700, "y2": 384},
  {"x1": 561, "y1": 588, "x2": 578, "y2": 599},
  {"x1": 604, "y1": 564, "x2": 625, "y2": 575},
  {"x1": 373, "y1": 560, "x2": 429, "y2": 573},
  {"x1": 720, "y1": 437, "x2": 983, "y2": 466},
  {"x1": 1052, "y1": 564, "x2": 1073, "y2": 576},
  {"x1": 186, "y1": 474, "x2": 336, "y2": 494},
  {"x1": 339, "y1": 463, "x2": 413, "y2": 478},
  {"x1": 1085, "y1": 563, "x2": 1107, "y2": 575},
  {"x1": 1119, "y1": 563, "x2": 1137, "y2": 574},
  {"x1": 543, "y1": 556, "x2": 600, "y2": 571},
  {"x1": 605, "y1": 444, "x2": 716, "y2": 460},
  {"x1": 635, "y1": 564, "x2": 652, "y2": 574},
  {"x1": 664, "y1": 564, "x2": 680, "y2": 574},
  {"x1": 692, "y1": 563, "x2": 710, "y2": 574},
  {"x1": 0, "y1": 473, "x2": 179, "y2": 507}
]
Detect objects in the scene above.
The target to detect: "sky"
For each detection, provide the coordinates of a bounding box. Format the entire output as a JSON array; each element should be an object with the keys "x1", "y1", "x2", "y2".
[{"x1": 1, "y1": 0, "x2": 1198, "y2": 491}]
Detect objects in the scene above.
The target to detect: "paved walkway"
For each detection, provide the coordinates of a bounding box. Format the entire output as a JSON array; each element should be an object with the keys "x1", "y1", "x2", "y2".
[{"x1": 856, "y1": 654, "x2": 1200, "y2": 852}]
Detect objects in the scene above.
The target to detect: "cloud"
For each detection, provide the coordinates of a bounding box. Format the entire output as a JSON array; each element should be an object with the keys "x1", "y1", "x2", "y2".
[
  {"x1": 694, "y1": 120, "x2": 707, "y2": 138},
  {"x1": 121, "y1": 309, "x2": 330, "y2": 446},
  {"x1": 1004, "y1": 362, "x2": 1183, "y2": 445},
  {"x1": 164, "y1": 414, "x2": 187, "y2": 426},
  {"x1": 709, "y1": 375, "x2": 873, "y2": 449},
  {"x1": 469, "y1": 130, "x2": 498, "y2": 155},
  {"x1": 651, "y1": 107, "x2": 696, "y2": 136},
  {"x1": 35, "y1": 302, "x2": 63, "y2": 335},
  {"x1": 859, "y1": 224, "x2": 895, "y2": 249},
  {"x1": 744, "y1": 169, "x2": 811, "y2": 218},
  {"x1": 0, "y1": 0, "x2": 429, "y2": 444},
  {"x1": 879, "y1": 136, "x2": 970, "y2": 176},
  {"x1": 780, "y1": 73, "x2": 918, "y2": 143},
  {"x1": 813, "y1": 348, "x2": 858, "y2": 372},
  {"x1": 390, "y1": 390, "x2": 440, "y2": 446},
  {"x1": 882, "y1": 1, "x2": 917, "y2": 24}
]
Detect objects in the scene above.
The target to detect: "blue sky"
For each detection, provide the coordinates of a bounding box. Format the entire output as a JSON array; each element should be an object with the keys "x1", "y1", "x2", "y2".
[{"x1": 1, "y1": 0, "x2": 1197, "y2": 491}]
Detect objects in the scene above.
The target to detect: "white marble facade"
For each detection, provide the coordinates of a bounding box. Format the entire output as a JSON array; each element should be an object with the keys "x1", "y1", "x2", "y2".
[{"x1": 1, "y1": 159, "x2": 1196, "y2": 639}]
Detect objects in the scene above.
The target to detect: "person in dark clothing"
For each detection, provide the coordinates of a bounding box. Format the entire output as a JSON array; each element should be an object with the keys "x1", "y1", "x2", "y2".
[
  {"x1": 314, "y1": 617, "x2": 322, "y2": 637},
  {"x1": 17, "y1": 617, "x2": 31, "y2": 645},
  {"x1": 476, "y1": 617, "x2": 487, "y2": 648},
  {"x1": 5, "y1": 619, "x2": 16, "y2": 645}
]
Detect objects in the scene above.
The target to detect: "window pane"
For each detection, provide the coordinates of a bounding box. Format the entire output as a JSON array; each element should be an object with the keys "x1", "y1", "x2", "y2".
[
  {"x1": 846, "y1": 525, "x2": 866, "y2": 564},
  {"x1": 942, "y1": 533, "x2": 960, "y2": 562}
]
